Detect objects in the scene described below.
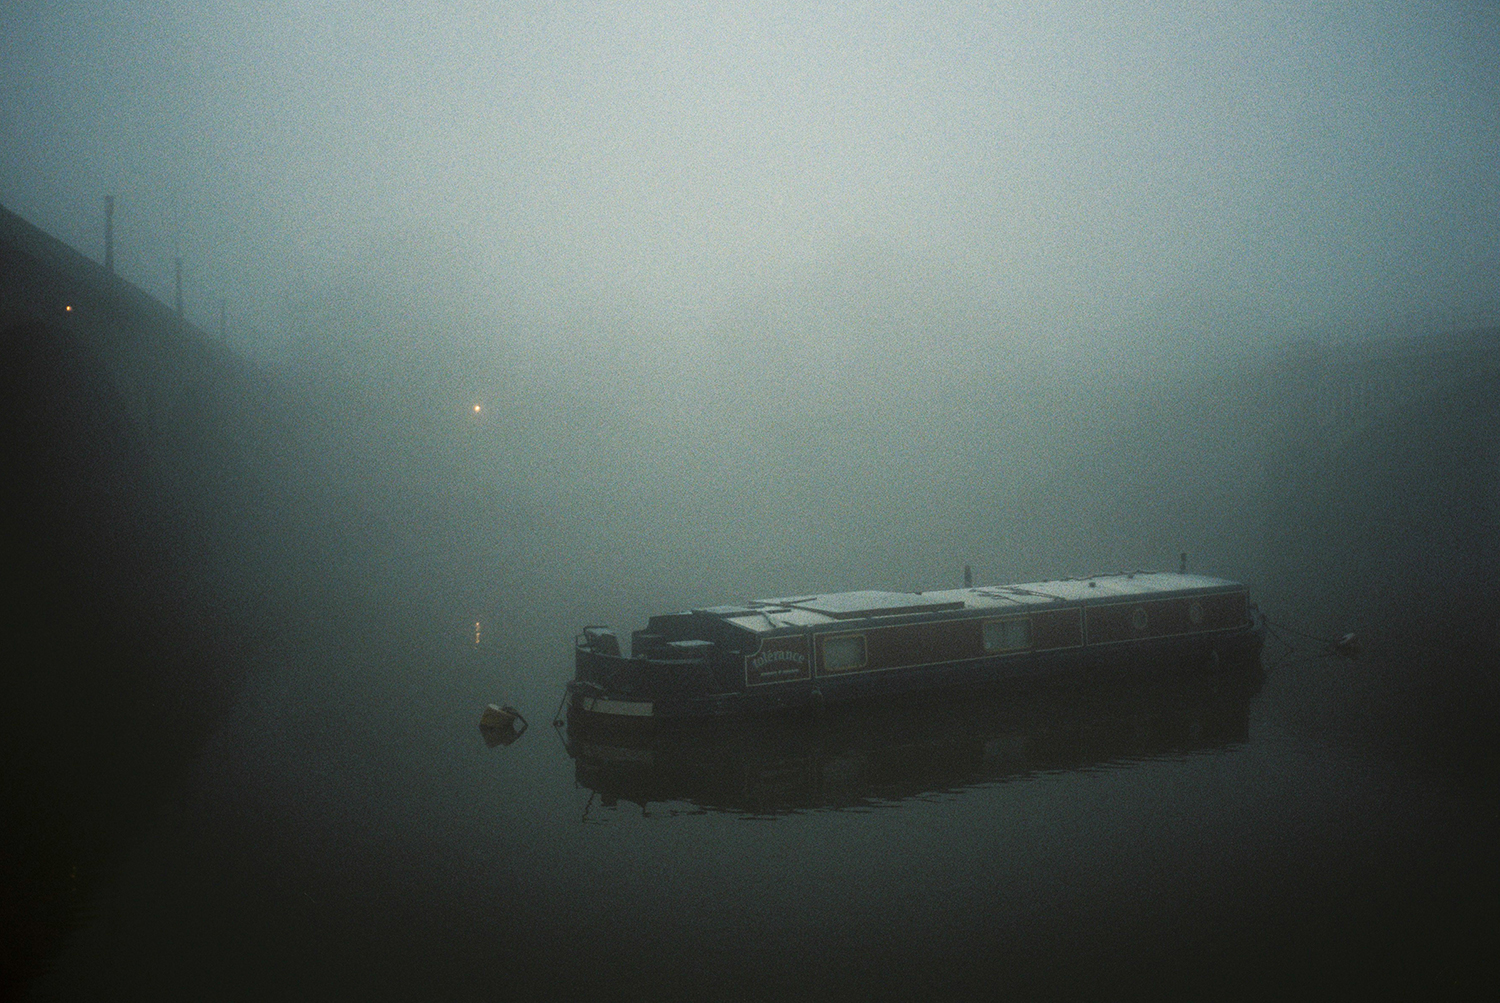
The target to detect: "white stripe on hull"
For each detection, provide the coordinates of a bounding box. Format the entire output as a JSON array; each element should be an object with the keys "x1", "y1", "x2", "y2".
[{"x1": 579, "y1": 696, "x2": 655, "y2": 718}]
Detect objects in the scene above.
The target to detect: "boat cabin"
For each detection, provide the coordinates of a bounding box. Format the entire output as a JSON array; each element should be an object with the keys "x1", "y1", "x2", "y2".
[{"x1": 572, "y1": 572, "x2": 1258, "y2": 723}]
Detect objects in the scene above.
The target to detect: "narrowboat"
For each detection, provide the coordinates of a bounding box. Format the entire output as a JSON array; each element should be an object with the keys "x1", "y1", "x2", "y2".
[
  {"x1": 570, "y1": 660, "x2": 1265, "y2": 814},
  {"x1": 570, "y1": 571, "x2": 1264, "y2": 727}
]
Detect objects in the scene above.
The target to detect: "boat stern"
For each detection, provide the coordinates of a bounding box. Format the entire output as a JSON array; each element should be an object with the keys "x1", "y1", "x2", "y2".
[{"x1": 570, "y1": 623, "x2": 753, "y2": 726}]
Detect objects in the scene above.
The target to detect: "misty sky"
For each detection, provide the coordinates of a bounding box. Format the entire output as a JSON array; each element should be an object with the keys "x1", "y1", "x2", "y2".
[{"x1": 3, "y1": 1, "x2": 1497, "y2": 358}]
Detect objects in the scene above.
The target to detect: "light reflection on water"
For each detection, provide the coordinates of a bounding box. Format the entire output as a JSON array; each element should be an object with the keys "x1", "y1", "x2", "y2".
[{"x1": 31, "y1": 615, "x2": 1500, "y2": 1001}]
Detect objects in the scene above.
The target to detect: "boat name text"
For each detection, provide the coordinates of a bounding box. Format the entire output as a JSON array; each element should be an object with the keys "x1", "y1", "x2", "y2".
[{"x1": 750, "y1": 648, "x2": 807, "y2": 672}]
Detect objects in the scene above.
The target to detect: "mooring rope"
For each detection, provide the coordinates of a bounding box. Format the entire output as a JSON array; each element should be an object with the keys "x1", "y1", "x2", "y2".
[
  {"x1": 1262, "y1": 614, "x2": 1358, "y2": 660},
  {"x1": 551, "y1": 684, "x2": 571, "y2": 729}
]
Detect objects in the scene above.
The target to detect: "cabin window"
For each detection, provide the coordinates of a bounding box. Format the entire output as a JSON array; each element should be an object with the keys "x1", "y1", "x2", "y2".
[
  {"x1": 822, "y1": 633, "x2": 867, "y2": 671},
  {"x1": 983, "y1": 617, "x2": 1029, "y2": 652}
]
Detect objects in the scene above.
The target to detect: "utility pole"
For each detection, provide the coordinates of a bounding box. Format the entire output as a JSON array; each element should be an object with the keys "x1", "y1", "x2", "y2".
[{"x1": 103, "y1": 195, "x2": 114, "y2": 274}]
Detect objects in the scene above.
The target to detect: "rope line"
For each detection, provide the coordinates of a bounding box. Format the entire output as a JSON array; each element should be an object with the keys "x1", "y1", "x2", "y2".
[
  {"x1": 1263, "y1": 616, "x2": 1344, "y2": 646},
  {"x1": 1262, "y1": 615, "x2": 1358, "y2": 661}
]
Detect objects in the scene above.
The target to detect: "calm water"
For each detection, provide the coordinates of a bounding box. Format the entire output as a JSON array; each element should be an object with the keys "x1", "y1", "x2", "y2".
[{"x1": 29, "y1": 602, "x2": 1500, "y2": 1001}]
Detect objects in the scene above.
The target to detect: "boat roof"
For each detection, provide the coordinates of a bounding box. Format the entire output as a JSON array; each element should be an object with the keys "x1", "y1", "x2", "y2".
[{"x1": 705, "y1": 572, "x2": 1242, "y2": 634}]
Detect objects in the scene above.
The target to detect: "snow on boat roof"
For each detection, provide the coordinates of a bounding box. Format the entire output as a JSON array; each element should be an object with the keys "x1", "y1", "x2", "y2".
[{"x1": 719, "y1": 572, "x2": 1241, "y2": 633}]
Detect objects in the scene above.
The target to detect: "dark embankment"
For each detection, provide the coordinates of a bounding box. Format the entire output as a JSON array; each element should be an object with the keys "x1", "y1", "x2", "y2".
[
  {"x1": 1265, "y1": 352, "x2": 1500, "y2": 785},
  {"x1": 0, "y1": 225, "x2": 514, "y2": 998},
  {"x1": 0, "y1": 319, "x2": 248, "y2": 993}
]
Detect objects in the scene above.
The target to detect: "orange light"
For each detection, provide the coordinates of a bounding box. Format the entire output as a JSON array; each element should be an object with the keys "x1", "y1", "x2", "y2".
[
  {"x1": 473, "y1": 404, "x2": 482, "y2": 414},
  {"x1": 64, "y1": 305, "x2": 73, "y2": 312}
]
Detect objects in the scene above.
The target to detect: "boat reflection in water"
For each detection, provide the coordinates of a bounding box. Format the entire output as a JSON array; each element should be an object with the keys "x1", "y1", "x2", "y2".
[{"x1": 566, "y1": 660, "x2": 1265, "y2": 815}]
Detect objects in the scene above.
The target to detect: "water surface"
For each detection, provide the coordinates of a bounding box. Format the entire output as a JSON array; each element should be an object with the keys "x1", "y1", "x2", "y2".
[{"x1": 31, "y1": 602, "x2": 1500, "y2": 1000}]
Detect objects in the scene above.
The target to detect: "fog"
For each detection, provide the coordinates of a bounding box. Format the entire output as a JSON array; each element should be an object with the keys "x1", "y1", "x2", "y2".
[
  {"x1": 4, "y1": 1, "x2": 1497, "y2": 356},
  {"x1": 4, "y1": 2, "x2": 1500, "y2": 998},
  {"x1": 8, "y1": 0, "x2": 1497, "y2": 700}
]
